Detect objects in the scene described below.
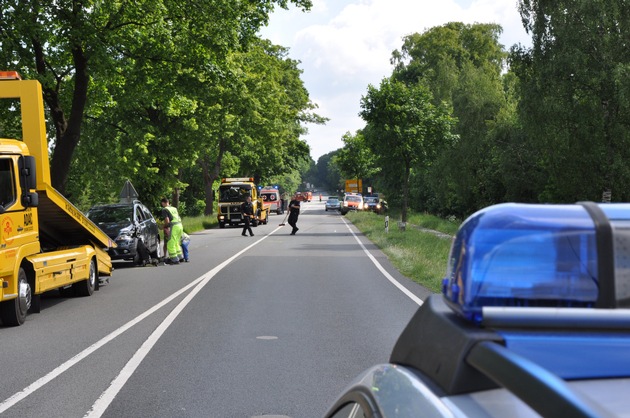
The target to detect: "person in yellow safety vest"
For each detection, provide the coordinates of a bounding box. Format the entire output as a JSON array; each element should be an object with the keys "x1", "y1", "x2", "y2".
[{"x1": 160, "y1": 197, "x2": 184, "y2": 265}]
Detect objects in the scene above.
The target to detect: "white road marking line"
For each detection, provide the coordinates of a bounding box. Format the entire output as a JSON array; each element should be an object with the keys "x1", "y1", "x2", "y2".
[
  {"x1": 340, "y1": 217, "x2": 424, "y2": 306},
  {"x1": 0, "y1": 235, "x2": 269, "y2": 416},
  {"x1": 0, "y1": 276, "x2": 204, "y2": 414},
  {"x1": 85, "y1": 236, "x2": 270, "y2": 417}
]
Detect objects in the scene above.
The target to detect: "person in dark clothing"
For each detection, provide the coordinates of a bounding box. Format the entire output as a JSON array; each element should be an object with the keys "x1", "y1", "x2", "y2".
[
  {"x1": 241, "y1": 195, "x2": 255, "y2": 237},
  {"x1": 288, "y1": 194, "x2": 301, "y2": 235}
]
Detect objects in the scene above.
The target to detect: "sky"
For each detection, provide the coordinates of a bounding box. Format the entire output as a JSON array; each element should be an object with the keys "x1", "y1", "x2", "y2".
[{"x1": 259, "y1": 0, "x2": 532, "y2": 162}]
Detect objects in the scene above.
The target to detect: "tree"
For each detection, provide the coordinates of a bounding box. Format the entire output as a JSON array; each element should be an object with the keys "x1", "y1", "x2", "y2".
[
  {"x1": 333, "y1": 130, "x2": 378, "y2": 183},
  {"x1": 310, "y1": 150, "x2": 342, "y2": 193},
  {"x1": 193, "y1": 39, "x2": 323, "y2": 215},
  {"x1": 392, "y1": 22, "x2": 506, "y2": 105},
  {"x1": 512, "y1": 0, "x2": 630, "y2": 202},
  {"x1": 0, "y1": 0, "x2": 313, "y2": 194},
  {"x1": 391, "y1": 22, "x2": 511, "y2": 217},
  {"x1": 360, "y1": 77, "x2": 457, "y2": 223}
]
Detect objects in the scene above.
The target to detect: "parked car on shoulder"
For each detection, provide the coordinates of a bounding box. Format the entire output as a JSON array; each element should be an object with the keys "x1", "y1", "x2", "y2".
[
  {"x1": 363, "y1": 195, "x2": 388, "y2": 214},
  {"x1": 87, "y1": 200, "x2": 161, "y2": 265},
  {"x1": 326, "y1": 202, "x2": 630, "y2": 418},
  {"x1": 325, "y1": 197, "x2": 341, "y2": 211}
]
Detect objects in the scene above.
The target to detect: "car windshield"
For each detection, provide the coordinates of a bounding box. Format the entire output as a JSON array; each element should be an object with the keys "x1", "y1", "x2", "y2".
[
  {"x1": 364, "y1": 197, "x2": 378, "y2": 203},
  {"x1": 327, "y1": 198, "x2": 339, "y2": 203},
  {"x1": 219, "y1": 185, "x2": 252, "y2": 202},
  {"x1": 346, "y1": 196, "x2": 361, "y2": 203},
  {"x1": 88, "y1": 206, "x2": 133, "y2": 223}
]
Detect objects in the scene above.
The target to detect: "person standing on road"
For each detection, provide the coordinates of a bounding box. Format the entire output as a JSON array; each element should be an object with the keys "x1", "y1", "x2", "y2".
[
  {"x1": 161, "y1": 197, "x2": 184, "y2": 264},
  {"x1": 181, "y1": 231, "x2": 190, "y2": 262},
  {"x1": 241, "y1": 195, "x2": 255, "y2": 237},
  {"x1": 288, "y1": 194, "x2": 301, "y2": 235}
]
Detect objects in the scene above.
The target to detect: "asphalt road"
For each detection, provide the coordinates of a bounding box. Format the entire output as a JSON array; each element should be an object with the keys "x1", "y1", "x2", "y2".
[{"x1": 0, "y1": 199, "x2": 433, "y2": 418}]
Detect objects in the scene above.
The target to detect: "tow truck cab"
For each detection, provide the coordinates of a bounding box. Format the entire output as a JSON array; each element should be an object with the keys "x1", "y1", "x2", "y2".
[
  {"x1": 327, "y1": 202, "x2": 630, "y2": 417},
  {"x1": 216, "y1": 177, "x2": 269, "y2": 228}
]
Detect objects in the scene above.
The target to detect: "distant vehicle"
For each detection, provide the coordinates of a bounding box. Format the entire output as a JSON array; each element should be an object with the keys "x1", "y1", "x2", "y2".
[
  {"x1": 325, "y1": 197, "x2": 341, "y2": 211},
  {"x1": 340, "y1": 193, "x2": 363, "y2": 215},
  {"x1": 326, "y1": 202, "x2": 630, "y2": 418},
  {"x1": 363, "y1": 195, "x2": 387, "y2": 214},
  {"x1": 294, "y1": 191, "x2": 313, "y2": 202},
  {"x1": 87, "y1": 200, "x2": 161, "y2": 266}
]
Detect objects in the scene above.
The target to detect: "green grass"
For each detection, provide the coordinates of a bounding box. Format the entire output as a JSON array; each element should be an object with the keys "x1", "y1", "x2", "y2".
[
  {"x1": 346, "y1": 211, "x2": 459, "y2": 293},
  {"x1": 182, "y1": 214, "x2": 217, "y2": 233}
]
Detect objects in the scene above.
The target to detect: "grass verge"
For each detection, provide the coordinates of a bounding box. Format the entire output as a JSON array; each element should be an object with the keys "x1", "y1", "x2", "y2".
[
  {"x1": 345, "y1": 211, "x2": 459, "y2": 293},
  {"x1": 182, "y1": 214, "x2": 217, "y2": 233}
]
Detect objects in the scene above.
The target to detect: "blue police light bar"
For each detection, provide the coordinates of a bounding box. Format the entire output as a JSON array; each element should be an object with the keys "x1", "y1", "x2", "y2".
[{"x1": 442, "y1": 203, "x2": 630, "y2": 324}]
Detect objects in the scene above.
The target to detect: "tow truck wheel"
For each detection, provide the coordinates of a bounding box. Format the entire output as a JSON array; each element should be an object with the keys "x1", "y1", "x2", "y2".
[
  {"x1": 219, "y1": 221, "x2": 225, "y2": 229},
  {"x1": 74, "y1": 258, "x2": 96, "y2": 297},
  {"x1": 0, "y1": 268, "x2": 31, "y2": 326}
]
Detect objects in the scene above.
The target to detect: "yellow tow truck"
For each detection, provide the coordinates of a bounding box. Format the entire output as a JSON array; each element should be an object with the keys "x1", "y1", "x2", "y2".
[
  {"x1": 0, "y1": 71, "x2": 114, "y2": 326},
  {"x1": 217, "y1": 177, "x2": 269, "y2": 228}
]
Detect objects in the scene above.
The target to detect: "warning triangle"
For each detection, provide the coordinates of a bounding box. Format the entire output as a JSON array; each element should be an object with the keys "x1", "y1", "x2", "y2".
[{"x1": 119, "y1": 180, "x2": 139, "y2": 203}]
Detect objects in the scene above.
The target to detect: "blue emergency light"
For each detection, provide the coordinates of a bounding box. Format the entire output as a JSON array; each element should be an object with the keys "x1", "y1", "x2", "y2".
[{"x1": 442, "y1": 202, "x2": 630, "y2": 324}]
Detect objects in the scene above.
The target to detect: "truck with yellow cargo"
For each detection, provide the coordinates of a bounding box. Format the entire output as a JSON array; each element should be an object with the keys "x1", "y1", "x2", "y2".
[
  {"x1": 345, "y1": 179, "x2": 362, "y2": 194},
  {"x1": 0, "y1": 71, "x2": 114, "y2": 326},
  {"x1": 217, "y1": 177, "x2": 269, "y2": 228}
]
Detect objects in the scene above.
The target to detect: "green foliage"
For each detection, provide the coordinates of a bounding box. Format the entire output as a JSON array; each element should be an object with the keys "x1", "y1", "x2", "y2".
[
  {"x1": 360, "y1": 77, "x2": 457, "y2": 222},
  {"x1": 333, "y1": 130, "x2": 378, "y2": 181},
  {"x1": 182, "y1": 215, "x2": 217, "y2": 233},
  {"x1": 388, "y1": 23, "x2": 512, "y2": 218},
  {"x1": 512, "y1": 0, "x2": 630, "y2": 202},
  {"x1": 305, "y1": 150, "x2": 343, "y2": 193},
  {"x1": 0, "y1": 0, "x2": 314, "y2": 205}
]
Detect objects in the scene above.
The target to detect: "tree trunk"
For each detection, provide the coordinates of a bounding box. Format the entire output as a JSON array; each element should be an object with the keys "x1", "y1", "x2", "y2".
[
  {"x1": 202, "y1": 137, "x2": 228, "y2": 215},
  {"x1": 401, "y1": 159, "x2": 410, "y2": 224},
  {"x1": 49, "y1": 46, "x2": 89, "y2": 195},
  {"x1": 171, "y1": 169, "x2": 183, "y2": 208}
]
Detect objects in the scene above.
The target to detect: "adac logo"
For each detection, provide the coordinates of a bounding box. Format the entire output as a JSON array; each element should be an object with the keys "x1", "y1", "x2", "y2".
[{"x1": 1, "y1": 216, "x2": 14, "y2": 245}]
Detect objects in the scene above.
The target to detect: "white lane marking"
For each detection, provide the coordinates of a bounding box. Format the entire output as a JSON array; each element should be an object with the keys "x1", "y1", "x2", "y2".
[
  {"x1": 0, "y1": 235, "x2": 269, "y2": 416},
  {"x1": 0, "y1": 276, "x2": 205, "y2": 414},
  {"x1": 85, "y1": 235, "x2": 270, "y2": 417},
  {"x1": 340, "y1": 217, "x2": 424, "y2": 306}
]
